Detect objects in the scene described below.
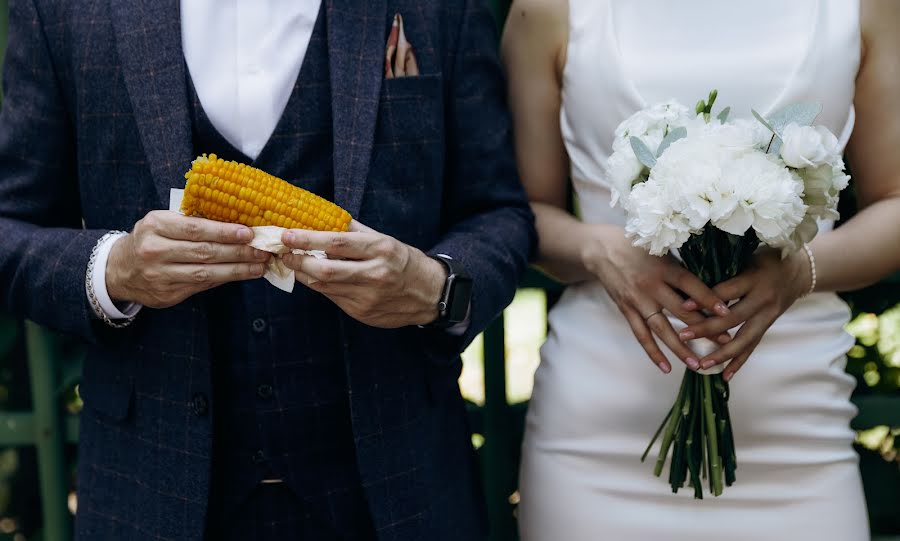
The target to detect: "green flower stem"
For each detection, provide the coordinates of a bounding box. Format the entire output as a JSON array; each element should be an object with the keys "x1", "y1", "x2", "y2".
[{"x1": 702, "y1": 375, "x2": 724, "y2": 496}]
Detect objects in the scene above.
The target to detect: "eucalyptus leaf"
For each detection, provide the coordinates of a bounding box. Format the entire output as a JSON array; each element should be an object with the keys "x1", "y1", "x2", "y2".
[
  {"x1": 656, "y1": 126, "x2": 687, "y2": 157},
  {"x1": 766, "y1": 101, "x2": 822, "y2": 154},
  {"x1": 751, "y1": 109, "x2": 778, "y2": 135},
  {"x1": 630, "y1": 137, "x2": 658, "y2": 169},
  {"x1": 768, "y1": 101, "x2": 822, "y2": 131},
  {"x1": 716, "y1": 106, "x2": 731, "y2": 123}
]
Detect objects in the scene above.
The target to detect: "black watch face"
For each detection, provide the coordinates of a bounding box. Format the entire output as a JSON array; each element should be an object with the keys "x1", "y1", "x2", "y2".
[{"x1": 448, "y1": 277, "x2": 473, "y2": 322}]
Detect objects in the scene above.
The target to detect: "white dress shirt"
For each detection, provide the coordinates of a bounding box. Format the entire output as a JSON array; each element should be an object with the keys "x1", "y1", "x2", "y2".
[{"x1": 91, "y1": 0, "x2": 322, "y2": 319}]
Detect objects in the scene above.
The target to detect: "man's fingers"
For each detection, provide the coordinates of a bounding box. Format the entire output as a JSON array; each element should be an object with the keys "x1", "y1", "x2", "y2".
[
  {"x1": 348, "y1": 220, "x2": 376, "y2": 233},
  {"x1": 667, "y1": 268, "x2": 729, "y2": 316},
  {"x1": 165, "y1": 240, "x2": 271, "y2": 264},
  {"x1": 282, "y1": 229, "x2": 379, "y2": 260},
  {"x1": 283, "y1": 254, "x2": 369, "y2": 283},
  {"x1": 167, "y1": 263, "x2": 266, "y2": 285},
  {"x1": 622, "y1": 307, "x2": 671, "y2": 374},
  {"x1": 150, "y1": 212, "x2": 253, "y2": 244}
]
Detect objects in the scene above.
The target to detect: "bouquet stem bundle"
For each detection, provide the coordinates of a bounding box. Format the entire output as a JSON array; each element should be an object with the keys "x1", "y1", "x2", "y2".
[{"x1": 642, "y1": 226, "x2": 758, "y2": 498}]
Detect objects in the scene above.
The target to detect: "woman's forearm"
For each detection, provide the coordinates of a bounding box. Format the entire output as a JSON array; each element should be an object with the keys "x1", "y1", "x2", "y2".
[
  {"x1": 811, "y1": 195, "x2": 900, "y2": 293},
  {"x1": 531, "y1": 202, "x2": 615, "y2": 284}
]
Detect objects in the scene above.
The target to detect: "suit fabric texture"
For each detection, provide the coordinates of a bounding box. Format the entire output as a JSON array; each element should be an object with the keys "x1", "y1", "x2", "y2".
[
  {"x1": 191, "y1": 7, "x2": 374, "y2": 539},
  {"x1": 0, "y1": 0, "x2": 535, "y2": 539}
]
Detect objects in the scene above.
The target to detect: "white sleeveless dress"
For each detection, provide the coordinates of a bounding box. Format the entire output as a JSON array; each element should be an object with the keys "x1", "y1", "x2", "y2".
[{"x1": 517, "y1": 1, "x2": 869, "y2": 539}]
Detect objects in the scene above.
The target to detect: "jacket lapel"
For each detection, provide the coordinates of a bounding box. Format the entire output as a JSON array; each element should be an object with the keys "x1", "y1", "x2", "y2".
[
  {"x1": 110, "y1": 0, "x2": 192, "y2": 207},
  {"x1": 326, "y1": 0, "x2": 388, "y2": 218}
]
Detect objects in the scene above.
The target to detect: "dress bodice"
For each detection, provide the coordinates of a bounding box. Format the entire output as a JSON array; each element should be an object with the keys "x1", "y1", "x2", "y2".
[{"x1": 561, "y1": 0, "x2": 861, "y2": 226}]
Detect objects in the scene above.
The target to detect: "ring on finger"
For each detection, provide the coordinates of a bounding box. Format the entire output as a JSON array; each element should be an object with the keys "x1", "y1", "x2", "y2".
[{"x1": 643, "y1": 310, "x2": 664, "y2": 323}]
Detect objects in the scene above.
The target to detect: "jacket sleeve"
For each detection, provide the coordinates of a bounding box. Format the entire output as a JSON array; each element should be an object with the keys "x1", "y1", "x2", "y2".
[
  {"x1": 0, "y1": 0, "x2": 109, "y2": 342},
  {"x1": 423, "y1": 0, "x2": 537, "y2": 362}
]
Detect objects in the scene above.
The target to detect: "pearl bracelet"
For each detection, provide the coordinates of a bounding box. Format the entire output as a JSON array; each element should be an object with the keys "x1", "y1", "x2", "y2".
[{"x1": 801, "y1": 243, "x2": 817, "y2": 296}]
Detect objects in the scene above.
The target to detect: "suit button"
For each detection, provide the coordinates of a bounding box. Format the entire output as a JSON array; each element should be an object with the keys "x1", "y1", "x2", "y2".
[
  {"x1": 252, "y1": 450, "x2": 267, "y2": 464},
  {"x1": 256, "y1": 384, "x2": 274, "y2": 399},
  {"x1": 191, "y1": 393, "x2": 209, "y2": 417},
  {"x1": 251, "y1": 318, "x2": 267, "y2": 333}
]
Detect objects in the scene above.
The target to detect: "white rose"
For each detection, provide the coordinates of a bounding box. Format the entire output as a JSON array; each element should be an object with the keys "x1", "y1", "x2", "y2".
[
  {"x1": 780, "y1": 123, "x2": 840, "y2": 169},
  {"x1": 606, "y1": 149, "x2": 645, "y2": 207}
]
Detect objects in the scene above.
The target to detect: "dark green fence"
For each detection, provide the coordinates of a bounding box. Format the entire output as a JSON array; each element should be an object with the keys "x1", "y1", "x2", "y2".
[{"x1": 0, "y1": 2, "x2": 899, "y2": 541}]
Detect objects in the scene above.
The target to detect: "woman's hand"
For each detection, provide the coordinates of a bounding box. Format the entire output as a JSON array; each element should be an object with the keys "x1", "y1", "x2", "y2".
[
  {"x1": 678, "y1": 247, "x2": 812, "y2": 380},
  {"x1": 584, "y1": 225, "x2": 732, "y2": 374}
]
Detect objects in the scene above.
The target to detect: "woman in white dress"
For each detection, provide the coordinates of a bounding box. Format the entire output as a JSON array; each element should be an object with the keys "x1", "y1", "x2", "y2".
[{"x1": 504, "y1": 0, "x2": 900, "y2": 539}]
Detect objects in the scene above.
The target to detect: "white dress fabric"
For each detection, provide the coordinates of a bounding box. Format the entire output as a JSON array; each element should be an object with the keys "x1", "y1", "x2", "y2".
[{"x1": 517, "y1": 1, "x2": 869, "y2": 539}]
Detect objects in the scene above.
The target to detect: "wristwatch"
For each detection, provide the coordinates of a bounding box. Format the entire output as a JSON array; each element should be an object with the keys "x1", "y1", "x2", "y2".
[{"x1": 426, "y1": 254, "x2": 473, "y2": 329}]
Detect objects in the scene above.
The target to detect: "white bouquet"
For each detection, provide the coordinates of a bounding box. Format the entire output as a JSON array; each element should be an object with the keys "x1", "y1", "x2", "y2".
[{"x1": 608, "y1": 91, "x2": 850, "y2": 498}]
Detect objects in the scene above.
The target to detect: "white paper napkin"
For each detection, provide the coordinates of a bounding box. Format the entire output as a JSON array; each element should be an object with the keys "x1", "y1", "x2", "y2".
[{"x1": 169, "y1": 188, "x2": 326, "y2": 293}]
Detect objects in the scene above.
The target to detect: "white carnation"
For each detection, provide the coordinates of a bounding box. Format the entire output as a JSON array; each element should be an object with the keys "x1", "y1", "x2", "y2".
[
  {"x1": 614, "y1": 100, "x2": 691, "y2": 143},
  {"x1": 625, "y1": 179, "x2": 693, "y2": 256},
  {"x1": 646, "y1": 136, "x2": 725, "y2": 230},
  {"x1": 714, "y1": 152, "x2": 807, "y2": 247}
]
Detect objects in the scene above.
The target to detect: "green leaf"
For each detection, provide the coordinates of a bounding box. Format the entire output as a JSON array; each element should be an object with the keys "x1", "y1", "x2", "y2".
[
  {"x1": 656, "y1": 126, "x2": 687, "y2": 157},
  {"x1": 768, "y1": 101, "x2": 822, "y2": 130},
  {"x1": 751, "y1": 109, "x2": 778, "y2": 135},
  {"x1": 695, "y1": 100, "x2": 706, "y2": 115},
  {"x1": 766, "y1": 101, "x2": 823, "y2": 154},
  {"x1": 716, "y1": 106, "x2": 731, "y2": 123},
  {"x1": 706, "y1": 89, "x2": 718, "y2": 112},
  {"x1": 630, "y1": 136, "x2": 657, "y2": 169}
]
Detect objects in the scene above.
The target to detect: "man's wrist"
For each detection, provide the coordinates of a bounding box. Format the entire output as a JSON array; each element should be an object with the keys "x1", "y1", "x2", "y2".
[
  {"x1": 105, "y1": 234, "x2": 134, "y2": 305},
  {"x1": 415, "y1": 250, "x2": 446, "y2": 326},
  {"x1": 86, "y1": 232, "x2": 141, "y2": 325}
]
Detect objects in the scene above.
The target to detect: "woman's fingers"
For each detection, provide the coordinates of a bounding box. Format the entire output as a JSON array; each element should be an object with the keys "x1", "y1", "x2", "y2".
[
  {"x1": 699, "y1": 313, "x2": 771, "y2": 369},
  {"x1": 721, "y1": 338, "x2": 761, "y2": 381},
  {"x1": 641, "y1": 310, "x2": 701, "y2": 371},
  {"x1": 655, "y1": 286, "x2": 705, "y2": 326},
  {"x1": 667, "y1": 268, "x2": 730, "y2": 316},
  {"x1": 680, "y1": 293, "x2": 761, "y2": 340},
  {"x1": 711, "y1": 275, "x2": 754, "y2": 305},
  {"x1": 622, "y1": 307, "x2": 671, "y2": 374},
  {"x1": 682, "y1": 274, "x2": 753, "y2": 312}
]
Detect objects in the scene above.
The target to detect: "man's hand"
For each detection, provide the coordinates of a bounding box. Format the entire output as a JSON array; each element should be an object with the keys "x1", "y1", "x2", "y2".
[
  {"x1": 106, "y1": 211, "x2": 271, "y2": 308},
  {"x1": 280, "y1": 222, "x2": 446, "y2": 329}
]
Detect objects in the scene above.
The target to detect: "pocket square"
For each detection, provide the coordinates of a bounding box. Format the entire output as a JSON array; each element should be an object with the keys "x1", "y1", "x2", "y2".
[{"x1": 384, "y1": 13, "x2": 419, "y2": 79}]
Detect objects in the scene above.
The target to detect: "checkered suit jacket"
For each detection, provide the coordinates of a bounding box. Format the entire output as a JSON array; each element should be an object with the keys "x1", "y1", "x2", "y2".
[{"x1": 0, "y1": 0, "x2": 535, "y2": 539}]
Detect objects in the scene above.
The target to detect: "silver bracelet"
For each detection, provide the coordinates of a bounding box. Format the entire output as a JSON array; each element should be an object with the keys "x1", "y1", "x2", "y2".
[
  {"x1": 801, "y1": 243, "x2": 817, "y2": 296},
  {"x1": 86, "y1": 230, "x2": 135, "y2": 329}
]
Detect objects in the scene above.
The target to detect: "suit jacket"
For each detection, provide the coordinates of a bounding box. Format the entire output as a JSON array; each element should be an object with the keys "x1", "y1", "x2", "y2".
[{"x1": 0, "y1": 0, "x2": 535, "y2": 539}]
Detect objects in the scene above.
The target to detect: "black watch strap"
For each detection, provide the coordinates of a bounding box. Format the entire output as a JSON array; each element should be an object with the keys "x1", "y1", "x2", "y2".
[{"x1": 425, "y1": 254, "x2": 472, "y2": 329}]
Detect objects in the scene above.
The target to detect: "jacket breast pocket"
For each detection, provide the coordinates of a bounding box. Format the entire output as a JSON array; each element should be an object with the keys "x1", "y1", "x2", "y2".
[
  {"x1": 365, "y1": 74, "x2": 446, "y2": 241},
  {"x1": 79, "y1": 347, "x2": 134, "y2": 423},
  {"x1": 375, "y1": 74, "x2": 445, "y2": 144}
]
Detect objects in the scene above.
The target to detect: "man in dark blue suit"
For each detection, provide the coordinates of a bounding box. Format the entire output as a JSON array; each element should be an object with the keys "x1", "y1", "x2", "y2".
[{"x1": 0, "y1": 0, "x2": 535, "y2": 539}]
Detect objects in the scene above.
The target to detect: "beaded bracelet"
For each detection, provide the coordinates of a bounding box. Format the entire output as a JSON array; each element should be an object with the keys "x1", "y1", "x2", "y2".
[{"x1": 801, "y1": 243, "x2": 817, "y2": 296}]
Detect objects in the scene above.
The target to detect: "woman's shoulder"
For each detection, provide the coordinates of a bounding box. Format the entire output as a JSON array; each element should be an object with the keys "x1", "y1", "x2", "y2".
[{"x1": 502, "y1": 0, "x2": 569, "y2": 74}]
